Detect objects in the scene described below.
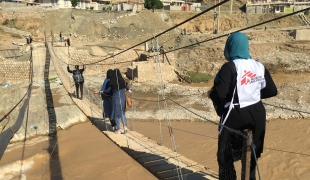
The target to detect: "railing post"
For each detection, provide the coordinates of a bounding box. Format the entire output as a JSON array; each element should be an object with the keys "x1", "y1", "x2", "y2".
[
  {"x1": 241, "y1": 129, "x2": 252, "y2": 180},
  {"x1": 51, "y1": 30, "x2": 54, "y2": 46}
]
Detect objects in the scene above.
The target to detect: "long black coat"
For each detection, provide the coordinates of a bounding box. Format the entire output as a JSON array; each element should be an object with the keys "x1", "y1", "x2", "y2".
[{"x1": 210, "y1": 61, "x2": 277, "y2": 157}]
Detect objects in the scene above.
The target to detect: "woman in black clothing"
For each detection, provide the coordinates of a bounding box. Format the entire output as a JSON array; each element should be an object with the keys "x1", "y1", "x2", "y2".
[{"x1": 208, "y1": 32, "x2": 277, "y2": 180}]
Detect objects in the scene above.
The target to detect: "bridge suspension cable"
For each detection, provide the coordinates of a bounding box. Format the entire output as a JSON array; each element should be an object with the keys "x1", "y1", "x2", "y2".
[
  {"x1": 79, "y1": 0, "x2": 229, "y2": 65},
  {"x1": 62, "y1": 7, "x2": 310, "y2": 68},
  {"x1": 151, "y1": 7, "x2": 310, "y2": 57}
]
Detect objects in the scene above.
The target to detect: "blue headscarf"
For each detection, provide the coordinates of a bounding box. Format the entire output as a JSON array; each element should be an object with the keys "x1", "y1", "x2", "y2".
[
  {"x1": 224, "y1": 32, "x2": 252, "y2": 61},
  {"x1": 214, "y1": 32, "x2": 252, "y2": 83}
]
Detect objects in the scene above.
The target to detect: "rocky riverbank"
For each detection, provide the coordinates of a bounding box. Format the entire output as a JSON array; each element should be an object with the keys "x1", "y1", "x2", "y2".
[{"x1": 123, "y1": 75, "x2": 310, "y2": 122}]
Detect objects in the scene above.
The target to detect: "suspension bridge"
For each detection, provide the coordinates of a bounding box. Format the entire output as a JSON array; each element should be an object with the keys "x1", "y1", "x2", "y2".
[{"x1": 0, "y1": 2, "x2": 310, "y2": 180}]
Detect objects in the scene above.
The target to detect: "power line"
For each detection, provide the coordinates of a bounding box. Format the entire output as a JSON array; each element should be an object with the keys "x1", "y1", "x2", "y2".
[
  {"x1": 166, "y1": 97, "x2": 217, "y2": 125},
  {"x1": 63, "y1": 7, "x2": 310, "y2": 67},
  {"x1": 83, "y1": 0, "x2": 229, "y2": 65},
  {"x1": 156, "y1": 7, "x2": 310, "y2": 55},
  {"x1": 263, "y1": 102, "x2": 310, "y2": 115}
]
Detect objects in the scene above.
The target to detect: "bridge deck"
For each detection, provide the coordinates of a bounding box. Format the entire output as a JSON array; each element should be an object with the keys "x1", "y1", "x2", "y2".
[{"x1": 72, "y1": 96, "x2": 218, "y2": 180}]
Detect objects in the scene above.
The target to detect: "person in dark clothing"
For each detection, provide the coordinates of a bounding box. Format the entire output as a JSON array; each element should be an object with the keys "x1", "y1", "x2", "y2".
[
  {"x1": 60, "y1": 32, "x2": 62, "y2": 42},
  {"x1": 67, "y1": 65, "x2": 85, "y2": 99},
  {"x1": 67, "y1": 38, "x2": 70, "y2": 46},
  {"x1": 29, "y1": 35, "x2": 33, "y2": 44},
  {"x1": 103, "y1": 69, "x2": 131, "y2": 134},
  {"x1": 208, "y1": 32, "x2": 277, "y2": 180},
  {"x1": 94, "y1": 69, "x2": 115, "y2": 130}
]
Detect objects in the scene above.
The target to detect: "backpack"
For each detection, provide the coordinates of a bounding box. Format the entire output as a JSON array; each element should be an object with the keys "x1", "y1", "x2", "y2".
[{"x1": 73, "y1": 70, "x2": 84, "y2": 83}]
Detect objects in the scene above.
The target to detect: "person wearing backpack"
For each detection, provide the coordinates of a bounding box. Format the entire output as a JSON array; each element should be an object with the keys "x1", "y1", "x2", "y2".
[{"x1": 67, "y1": 65, "x2": 85, "y2": 100}]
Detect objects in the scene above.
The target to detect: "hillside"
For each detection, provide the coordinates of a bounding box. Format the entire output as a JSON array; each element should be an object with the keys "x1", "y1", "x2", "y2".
[{"x1": 0, "y1": 8, "x2": 310, "y2": 78}]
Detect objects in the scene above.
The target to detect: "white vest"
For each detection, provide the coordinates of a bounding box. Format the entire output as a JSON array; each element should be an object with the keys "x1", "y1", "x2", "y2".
[{"x1": 233, "y1": 59, "x2": 266, "y2": 108}]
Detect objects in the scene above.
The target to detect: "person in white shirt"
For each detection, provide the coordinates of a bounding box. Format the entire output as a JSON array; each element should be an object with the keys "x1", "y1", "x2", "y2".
[{"x1": 208, "y1": 32, "x2": 277, "y2": 180}]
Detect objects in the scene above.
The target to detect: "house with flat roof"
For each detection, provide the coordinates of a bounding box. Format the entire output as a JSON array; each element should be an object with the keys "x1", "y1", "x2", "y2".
[
  {"x1": 162, "y1": 0, "x2": 201, "y2": 11},
  {"x1": 246, "y1": 0, "x2": 310, "y2": 13}
]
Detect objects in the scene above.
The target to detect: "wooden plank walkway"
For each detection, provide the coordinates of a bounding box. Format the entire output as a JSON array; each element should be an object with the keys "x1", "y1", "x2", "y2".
[
  {"x1": 48, "y1": 43, "x2": 219, "y2": 180},
  {"x1": 104, "y1": 129, "x2": 219, "y2": 180},
  {"x1": 75, "y1": 97, "x2": 219, "y2": 180}
]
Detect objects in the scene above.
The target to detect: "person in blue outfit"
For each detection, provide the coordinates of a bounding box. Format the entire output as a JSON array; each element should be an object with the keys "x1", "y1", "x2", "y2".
[
  {"x1": 103, "y1": 69, "x2": 130, "y2": 134},
  {"x1": 208, "y1": 32, "x2": 277, "y2": 180},
  {"x1": 95, "y1": 69, "x2": 115, "y2": 130}
]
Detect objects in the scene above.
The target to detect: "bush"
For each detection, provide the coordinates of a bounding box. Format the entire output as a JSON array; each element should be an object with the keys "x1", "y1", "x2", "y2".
[
  {"x1": 71, "y1": 0, "x2": 78, "y2": 8},
  {"x1": 90, "y1": 6, "x2": 94, "y2": 10},
  {"x1": 144, "y1": 0, "x2": 163, "y2": 10},
  {"x1": 102, "y1": 7, "x2": 106, "y2": 11},
  {"x1": 2, "y1": 19, "x2": 18, "y2": 28},
  {"x1": 184, "y1": 71, "x2": 213, "y2": 83}
]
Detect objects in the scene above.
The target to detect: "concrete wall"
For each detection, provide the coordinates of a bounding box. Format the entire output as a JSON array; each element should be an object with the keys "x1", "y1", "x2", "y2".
[
  {"x1": 132, "y1": 61, "x2": 176, "y2": 83},
  {"x1": 0, "y1": 60, "x2": 31, "y2": 83},
  {"x1": 57, "y1": 0, "x2": 73, "y2": 8},
  {"x1": 294, "y1": 5, "x2": 310, "y2": 11},
  {"x1": 293, "y1": 29, "x2": 310, "y2": 40},
  {"x1": 256, "y1": 6, "x2": 263, "y2": 13},
  {"x1": 123, "y1": 3, "x2": 134, "y2": 11},
  {"x1": 132, "y1": 52, "x2": 176, "y2": 83},
  {"x1": 246, "y1": 6, "x2": 265, "y2": 13},
  {"x1": 90, "y1": 2, "x2": 99, "y2": 10},
  {"x1": 246, "y1": 6, "x2": 256, "y2": 13},
  {"x1": 170, "y1": 6, "x2": 182, "y2": 11}
]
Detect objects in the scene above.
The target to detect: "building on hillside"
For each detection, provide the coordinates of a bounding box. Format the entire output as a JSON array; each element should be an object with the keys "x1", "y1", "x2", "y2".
[
  {"x1": 162, "y1": 0, "x2": 201, "y2": 11},
  {"x1": 246, "y1": 0, "x2": 310, "y2": 14},
  {"x1": 1, "y1": 0, "x2": 143, "y2": 10},
  {"x1": 122, "y1": 1, "x2": 144, "y2": 11}
]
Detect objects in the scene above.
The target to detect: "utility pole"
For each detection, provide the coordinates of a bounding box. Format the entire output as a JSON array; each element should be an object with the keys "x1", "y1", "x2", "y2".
[
  {"x1": 213, "y1": 13, "x2": 216, "y2": 34},
  {"x1": 230, "y1": 0, "x2": 233, "y2": 14},
  {"x1": 217, "y1": 0, "x2": 220, "y2": 34},
  {"x1": 213, "y1": 0, "x2": 218, "y2": 34}
]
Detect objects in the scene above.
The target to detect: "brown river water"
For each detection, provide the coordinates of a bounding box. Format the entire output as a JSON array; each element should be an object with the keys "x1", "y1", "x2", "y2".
[{"x1": 0, "y1": 73, "x2": 310, "y2": 180}]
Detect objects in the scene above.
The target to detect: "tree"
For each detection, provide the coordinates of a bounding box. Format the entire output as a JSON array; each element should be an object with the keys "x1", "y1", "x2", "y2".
[
  {"x1": 144, "y1": 0, "x2": 163, "y2": 11},
  {"x1": 71, "y1": 0, "x2": 78, "y2": 8}
]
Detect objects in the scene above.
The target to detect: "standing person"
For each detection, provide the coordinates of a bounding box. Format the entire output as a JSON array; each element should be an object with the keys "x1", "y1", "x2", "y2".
[
  {"x1": 60, "y1": 32, "x2": 62, "y2": 42},
  {"x1": 29, "y1": 35, "x2": 33, "y2": 44},
  {"x1": 208, "y1": 32, "x2": 277, "y2": 180},
  {"x1": 103, "y1": 69, "x2": 130, "y2": 134},
  {"x1": 67, "y1": 38, "x2": 70, "y2": 46},
  {"x1": 94, "y1": 69, "x2": 115, "y2": 130},
  {"x1": 67, "y1": 65, "x2": 85, "y2": 100}
]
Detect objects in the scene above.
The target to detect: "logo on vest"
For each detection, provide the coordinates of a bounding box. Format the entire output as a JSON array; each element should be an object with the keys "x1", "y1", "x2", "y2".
[{"x1": 241, "y1": 70, "x2": 264, "y2": 85}]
